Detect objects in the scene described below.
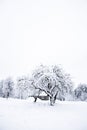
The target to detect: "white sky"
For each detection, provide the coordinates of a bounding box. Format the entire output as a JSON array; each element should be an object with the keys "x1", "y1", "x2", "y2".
[{"x1": 0, "y1": 0, "x2": 87, "y2": 86}]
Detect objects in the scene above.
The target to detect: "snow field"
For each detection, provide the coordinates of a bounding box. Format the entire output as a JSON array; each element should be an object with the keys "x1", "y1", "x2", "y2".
[{"x1": 0, "y1": 98, "x2": 87, "y2": 130}]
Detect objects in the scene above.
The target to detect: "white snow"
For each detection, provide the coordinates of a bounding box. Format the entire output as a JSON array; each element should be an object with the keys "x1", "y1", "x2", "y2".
[{"x1": 0, "y1": 98, "x2": 87, "y2": 130}]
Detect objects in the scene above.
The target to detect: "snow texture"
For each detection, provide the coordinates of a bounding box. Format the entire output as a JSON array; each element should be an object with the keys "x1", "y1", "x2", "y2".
[{"x1": 0, "y1": 98, "x2": 87, "y2": 130}]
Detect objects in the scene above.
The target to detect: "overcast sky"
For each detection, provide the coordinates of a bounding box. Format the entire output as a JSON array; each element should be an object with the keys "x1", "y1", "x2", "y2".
[{"x1": 0, "y1": 0, "x2": 87, "y2": 86}]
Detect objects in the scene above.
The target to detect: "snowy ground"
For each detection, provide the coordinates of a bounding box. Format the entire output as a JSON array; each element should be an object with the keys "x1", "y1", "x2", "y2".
[{"x1": 0, "y1": 98, "x2": 87, "y2": 130}]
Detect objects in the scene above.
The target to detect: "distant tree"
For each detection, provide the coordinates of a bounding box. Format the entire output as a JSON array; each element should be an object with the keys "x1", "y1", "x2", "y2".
[
  {"x1": 2, "y1": 78, "x2": 14, "y2": 98},
  {"x1": 15, "y1": 76, "x2": 29, "y2": 99},
  {"x1": 74, "y1": 84, "x2": 87, "y2": 101},
  {"x1": 0, "y1": 80, "x2": 4, "y2": 97}
]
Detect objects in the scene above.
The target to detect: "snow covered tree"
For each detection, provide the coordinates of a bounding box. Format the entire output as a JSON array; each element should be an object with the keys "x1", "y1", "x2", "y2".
[
  {"x1": 34, "y1": 73, "x2": 60, "y2": 105},
  {"x1": 2, "y1": 78, "x2": 14, "y2": 98},
  {"x1": 74, "y1": 84, "x2": 87, "y2": 101},
  {"x1": 32, "y1": 65, "x2": 73, "y2": 105},
  {"x1": 32, "y1": 65, "x2": 58, "y2": 105},
  {"x1": 15, "y1": 76, "x2": 29, "y2": 99}
]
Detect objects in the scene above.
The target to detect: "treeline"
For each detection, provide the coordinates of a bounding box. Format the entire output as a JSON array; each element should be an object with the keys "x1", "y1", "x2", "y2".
[{"x1": 0, "y1": 65, "x2": 87, "y2": 105}]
